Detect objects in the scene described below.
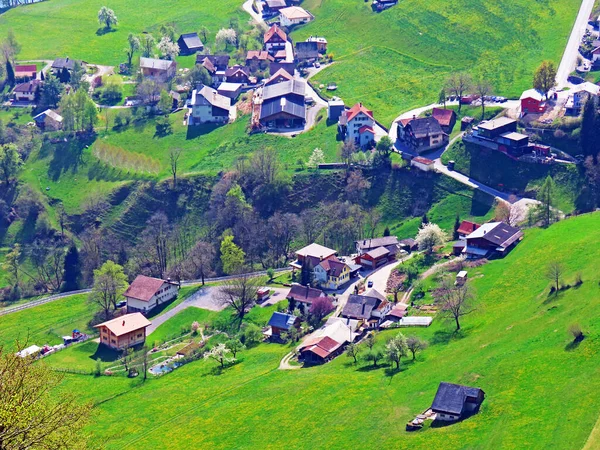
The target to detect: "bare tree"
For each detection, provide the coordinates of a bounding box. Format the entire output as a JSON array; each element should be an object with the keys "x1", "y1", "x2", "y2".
[
  {"x1": 475, "y1": 80, "x2": 492, "y2": 119},
  {"x1": 445, "y1": 73, "x2": 473, "y2": 112},
  {"x1": 169, "y1": 147, "x2": 182, "y2": 188},
  {"x1": 250, "y1": 146, "x2": 279, "y2": 185},
  {"x1": 366, "y1": 209, "x2": 383, "y2": 239},
  {"x1": 546, "y1": 261, "x2": 564, "y2": 293},
  {"x1": 406, "y1": 336, "x2": 427, "y2": 360},
  {"x1": 187, "y1": 241, "x2": 215, "y2": 285},
  {"x1": 217, "y1": 272, "x2": 262, "y2": 329},
  {"x1": 339, "y1": 140, "x2": 356, "y2": 168},
  {"x1": 435, "y1": 279, "x2": 475, "y2": 331}
]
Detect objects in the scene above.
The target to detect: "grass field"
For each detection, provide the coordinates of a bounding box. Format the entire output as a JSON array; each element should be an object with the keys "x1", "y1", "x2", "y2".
[
  {"x1": 300, "y1": 0, "x2": 582, "y2": 125},
  {"x1": 25, "y1": 212, "x2": 600, "y2": 449}
]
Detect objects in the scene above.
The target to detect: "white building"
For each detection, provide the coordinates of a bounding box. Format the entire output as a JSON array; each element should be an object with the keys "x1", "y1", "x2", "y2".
[
  {"x1": 338, "y1": 103, "x2": 376, "y2": 148},
  {"x1": 565, "y1": 82, "x2": 600, "y2": 115},
  {"x1": 139, "y1": 57, "x2": 176, "y2": 81},
  {"x1": 410, "y1": 156, "x2": 435, "y2": 172},
  {"x1": 189, "y1": 86, "x2": 232, "y2": 125},
  {"x1": 279, "y1": 6, "x2": 314, "y2": 27},
  {"x1": 124, "y1": 275, "x2": 179, "y2": 314}
]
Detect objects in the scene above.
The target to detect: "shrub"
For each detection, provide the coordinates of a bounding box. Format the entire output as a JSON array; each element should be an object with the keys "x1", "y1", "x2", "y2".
[
  {"x1": 574, "y1": 272, "x2": 583, "y2": 286},
  {"x1": 568, "y1": 323, "x2": 584, "y2": 342}
]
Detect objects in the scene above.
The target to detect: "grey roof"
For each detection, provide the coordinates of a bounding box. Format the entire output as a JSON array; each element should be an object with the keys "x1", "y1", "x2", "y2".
[
  {"x1": 263, "y1": 79, "x2": 306, "y2": 101},
  {"x1": 431, "y1": 382, "x2": 484, "y2": 415},
  {"x1": 52, "y1": 57, "x2": 78, "y2": 70},
  {"x1": 467, "y1": 222, "x2": 522, "y2": 248},
  {"x1": 14, "y1": 80, "x2": 42, "y2": 93},
  {"x1": 407, "y1": 116, "x2": 443, "y2": 138},
  {"x1": 178, "y1": 33, "x2": 203, "y2": 51},
  {"x1": 195, "y1": 54, "x2": 230, "y2": 71},
  {"x1": 140, "y1": 57, "x2": 175, "y2": 71},
  {"x1": 192, "y1": 86, "x2": 231, "y2": 111},
  {"x1": 295, "y1": 41, "x2": 319, "y2": 60},
  {"x1": 260, "y1": 96, "x2": 305, "y2": 120},
  {"x1": 365, "y1": 246, "x2": 390, "y2": 259},
  {"x1": 357, "y1": 236, "x2": 399, "y2": 251},
  {"x1": 268, "y1": 312, "x2": 297, "y2": 330},
  {"x1": 342, "y1": 293, "x2": 384, "y2": 319}
]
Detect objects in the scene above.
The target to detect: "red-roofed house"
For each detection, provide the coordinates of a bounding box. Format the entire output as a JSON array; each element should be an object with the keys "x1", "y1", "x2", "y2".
[
  {"x1": 298, "y1": 335, "x2": 342, "y2": 363},
  {"x1": 457, "y1": 220, "x2": 481, "y2": 238},
  {"x1": 338, "y1": 102, "x2": 376, "y2": 148},
  {"x1": 313, "y1": 256, "x2": 351, "y2": 289},
  {"x1": 15, "y1": 64, "x2": 37, "y2": 80},
  {"x1": 431, "y1": 108, "x2": 457, "y2": 133},
  {"x1": 286, "y1": 283, "x2": 327, "y2": 313},
  {"x1": 95, "y1": 313, "x2": 151, "y2": 350},
  {"x1": 264, "y1": 24, "x2": 287, "y2": 54},
  {"x1": 124, "y1": 275, "x2": 179, "y2": 314}
]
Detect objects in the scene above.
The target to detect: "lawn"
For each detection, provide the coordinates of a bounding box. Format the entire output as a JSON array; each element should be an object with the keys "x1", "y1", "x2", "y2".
[
  {"x1": 34, "y1": 212, "x2": 600, "y2": 449},
  {"x1": 301, "y1": 0, "x2": 582, "y2": 125}
]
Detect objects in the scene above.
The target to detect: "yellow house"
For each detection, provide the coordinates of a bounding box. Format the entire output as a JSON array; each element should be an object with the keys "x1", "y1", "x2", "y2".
[
  {"x1": 95, "y1": 313, "x2": 151, "y2": 351},
  {"x1": 314, "y1": 257, "x2": 350, "y2": 290}
]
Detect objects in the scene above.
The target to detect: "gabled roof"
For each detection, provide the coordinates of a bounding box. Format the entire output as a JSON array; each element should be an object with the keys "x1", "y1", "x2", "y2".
[
  {"x1": 94, "y1": 312, "x2": 151, "y2": 337},
  {"x1": 457, "y1": 220, "x2": 481, "y2": 235},
  {"x1": 520, "y1": 89, "x2": 545, "y2": 102},
  {"x1": 225, "y1": 65, "x2": 249, "y2": 77},
  {"x1": 357, "y1": 237, "x2": 399, "y2": 251},
  {"x1": 268, "y1": 312, "x2": 298, "y2": 330},
  {"x1": 365, "y1": 246, "x2": 390, "y2": 259},
  {"x1": 299, "y1": 336, "x2": 341, "y2": 358},
  {"x1": 287, "y1": 284, "x2": 326, "y2": 304},
  {"x1": 466, "y1": 222, "x2": 522, "y2": 248},
  {"x1": 318, "y1": 256, "x2": 348, "y2": 278},
  {"x1": 34, "y1": 109, "x2": 63, "y2": 123},
  {"x1": 572, "y1": 81, "x2": 600, "y2": 96},
  {"x1": 406, "y1": 116, "x2": 443, "y2": 138},
  {"x1": 260, "y1": 95, "x2": 306, "y2": 120},
  {"x1": 412, "y1": 156, "x2": 434, "y2": 165},
  {"x1": 246, "y1": 50, "x2": 274, "y2": 62},
  {"x1": 178, "y1": 32, "x2": 203, "y2": 50},
  {"x1": 195, "y1": 54, "x2": 230, "y2": 71},
  {"x1": 431, "y1": 107, "x2": 456, "y2": 127},
  {"x1": 263, "y1": 79, "x2": 306, "y2": 100},
  {"x1": 140, "y1": 57, "x2": 175, "y2": 71},
  {"x1": 431, "y1": 382, "x2": 484, "y2": 415},
  {"x1": 346, "y1": 103, "x2": 374, "y2": 122},
  {"x1": 295, "y1": 41, "x2": 319, "y2": 59},
  {"x1": 14, "y1": 80, "x2": 42, "y2": 93},
  {"x1": 280, "y1": 6, "x2": 312, "y2": 20},
  {"x1": 342, "y1": 290, "x2": 386, "y2": 319},
  {"x1": 295, "y1": 243, "x2": 336, "y2": 259},
  {"x1": 264, "y1": 68, "x2": 294, "y2": 86},
  {"x1": 264, "y1": 24, "x2": 287, "y2": 44},
  {"x1": 192, "y1": 86, "x2": 231, "y2": 111},
  {"x1": 15, "y1": 64, "x2": 37, "y2": 73},
  {"x1": 52, "y1": 57, "x2": 78, "y2": 70},
  {"x1": 358, "y1": 125, "x2": 375, "y2": 135},
  {"x1": 123, "y1": 275, "x2": 168, "y2": 302}
]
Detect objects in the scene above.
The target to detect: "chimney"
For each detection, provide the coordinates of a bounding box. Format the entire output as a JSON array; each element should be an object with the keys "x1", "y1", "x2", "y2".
[
  {"x1": 413, "y1": 115, "x2": 416, "y2": 120},
  {"x1": 122, "y1": 320, "x2": 125, "y2": 326}
]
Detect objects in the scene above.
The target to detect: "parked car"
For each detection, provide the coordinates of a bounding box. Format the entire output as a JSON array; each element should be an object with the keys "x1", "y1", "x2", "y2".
[
  {"x1": 314, "y1": 62, "x2": 320, "y2": 68},
  {"x1": 116, "y1": 300, "x2": 127, "y2": 308},
  {"x1": 367, "y1": 280, "x2": 374, "y2": 288}
]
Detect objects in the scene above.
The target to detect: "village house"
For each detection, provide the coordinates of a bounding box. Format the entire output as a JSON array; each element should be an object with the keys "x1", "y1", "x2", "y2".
[
  {"x1": 246, "y1": 50, "x2": 274, "y2": 71},
  {"x1": 431, "y1": 107, "x2": 457, "y2": 134},
  {"x1": 295, "y1": 41, "x2": 319, "y2": 63},
  {"x1": 196, "y1": 54, "x2": 231, "y2": 85},
  {"x1": 306, "y1": 36, "x2": 327, "y2": 53},
  {"x1": 290, "y1": 243, "x2": 337, "y2": 270},
  {"x1": 338, "y1": 103, "x2": 376, "y2": 148},
  {"x1": 355, "y1": 236, "x2": 400, "y2": 268},
  {"x1": 225, "y1": 65, "x2": 250, "y2": 84},
  {"x1": 217, "y1": 82, "x2": 243, "y2": 100},
  {"x1": 124, "y1": 275, "x2": 179, "y2": 314},
  {"x1": 264, "y1": 67, "x2": 294, "y2": 86},
  {"x1": 286, "y1": 283, "x2": 328, "y2": 314},
  {"x1": 399, "y1": 238, "x2": 419, "y2": 253},
  {"x1": 139, "y1": 57, "x2": 176, "y2": 82},
  {"x1": 457, "y1": 220, "x2": 481, "y2": 239},
  {"x1": 464, "y1": 221, "x2": 523, "y2": 259},
  {"x1": 262, "y1": 0, "x2": 287, "y2": 16},
  {"x1": 267, "y1": 311, "x2": 299, "y2": 338},
  {"x1": 259, "y1": 78, "x2": 306, "y2": 129},
  {"x1": 565, "y1": 82, "x2": 600, "y2": 115},
  {"x1": 328, "y1": 99, "x2": 345, "y2": 122},
  {"x1": 15, "y1": 64, "x2": 37, "y2": 80},
  {"x1": 33, "y1": 109, "x2": 63, "y2": 131},
  {"x1": 410, "y1": 156, "x2": 435, "y2": 172},
  {"x1": 95, "y1": 312, "x2": 151, "y2": 351},
  {"x1": 51, "y1": 57, "x2": 83, "y2": 75},
  {"x1": 467, "y1": 117, "x2": 531, "y2": 158},
  {"x1": 520, "y1": 89, "x2": 546, "y2": 115},
  {"x1": 431, "y1": 382, "x2": 485, "y2": 422},
  {"x1": 13, "y1": 80, "x2": 42, "y2": 102},
  {"x1": 341, "y1": 289, "x2": 391, "y2": 328},
  {"x1": 398, "y1": 116, "x2": 447, "y2": 153},
  {"x1": 297, "y1": 320, "x2": 354, "y2": 364},
  {"x1": 177, "y1": 32, "x2": 204, "y2": 55},
  {"x1": 188, "y1": 86, "x2": 232, "y2": 125},
  {"x1": 264, "y1": 24, "x2": 288, "y2": 54},
  {"x1": 313, "y1": 256, "x2": 351, "y2": 290},
  {"x1": 279, "y1": 6, "x2": 314, "y2": 27}
]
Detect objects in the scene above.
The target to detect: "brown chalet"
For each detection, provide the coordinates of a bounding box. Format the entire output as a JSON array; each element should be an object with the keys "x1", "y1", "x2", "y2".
[
  {"x1": 264, "y1": 24, "x2": 287, "y2": 54},
  {"x1": 287, "y1": 283, "x2": 327, "y2": 313},
  {"x1": 95, "y1": 313, "x2": 151, "y2": 350},
  {"x1": 225, "y1": 65, "x2": 250, "y2": 84},
  {"x1": 355, "y1": 236, "x2": 400, "y2": 268},
  {"x1": 431, "y1": 108, "x2": 457, "y2": 133},
  {"x1": 464, "y1": 221, "x2": 523, "y2": 259},
  {"x1": 264, "y1": 68, "x2": 294, "y2": 86}
]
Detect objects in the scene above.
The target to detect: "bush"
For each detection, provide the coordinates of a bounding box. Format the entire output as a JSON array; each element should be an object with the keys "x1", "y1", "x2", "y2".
[
  {"x1": 574, "y1": 272, "x2": 583, "y2": 286},
  {"x1": 568, "y1": 323, "x2": 584, "y2": 342}
]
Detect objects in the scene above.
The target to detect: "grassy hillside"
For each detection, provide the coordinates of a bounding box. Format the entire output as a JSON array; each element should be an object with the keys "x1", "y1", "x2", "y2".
[
  {"x1": 299, "y1": 0, "x2": 581, "y2": 124},
  {"x1": 30, "y1": 212, "x2": 600, "y2": 449}
]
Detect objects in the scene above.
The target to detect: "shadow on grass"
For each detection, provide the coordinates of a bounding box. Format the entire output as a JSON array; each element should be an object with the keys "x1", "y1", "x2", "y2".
[
  {"x1": 185, "y1": 122, "x2": 222, "y2": 140},
  {"x1": 565, "y1": 336, "x2": 585, "y2": 352},
  {"x1": 430, "y1": 410, "x2": 480, "y2": 428},
  {"x1": 357, "y1": 362, "x2": 391, "y2": 372},
  {"x1": 96, "y1": 27, "x2": 117, "y2": 36},
  {"x1": 88, "y1": 345, "x2": 121, "y2": 364},
  {"x1": 430, "y1": 329, "x2": 467, "y2": 346}
]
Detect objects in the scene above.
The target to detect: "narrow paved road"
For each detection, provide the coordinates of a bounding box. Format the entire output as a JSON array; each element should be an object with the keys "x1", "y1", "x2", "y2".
[{"x1": 242, "y1": 0, "x2": 267, "y2": 29}]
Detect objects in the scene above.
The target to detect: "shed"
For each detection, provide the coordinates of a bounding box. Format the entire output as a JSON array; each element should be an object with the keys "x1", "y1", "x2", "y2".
[
  {"x1": 217, "y1": 82, "x2": 243, "y2": 100},
  {"x1": 398, "y1": 316, "x2": 433, "y2": 327},
  {"x1": 455, "y1": 271, "x2": 468, "y2": 286},
  {"x1": 328, "y1": 99, "x2": 345, "y2": 122},
  {"x1": 16, "y1": 345, "x2": 41, "y2": 358},
  {"x1": 431, "y1": 382, "x2": 485, "y2": 421},
  {"x1": 268, "y1": 311, "x2": 299, "y2": 337},
  {"x1": 177, "y1": 33, "x2": 204, "y2": 55},
  {"x1": 411, "y1": 156, "x2": 435, "y2": 172}
]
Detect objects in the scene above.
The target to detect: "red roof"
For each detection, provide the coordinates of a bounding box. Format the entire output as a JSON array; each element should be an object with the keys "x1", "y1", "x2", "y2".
[
  {"x1": 387, "y1": 306, "x2": 407, "y2": 319},
  {"x1": 457, "y1": 220, "x2": 481, "y2": 236},
  {"x1": 358, "y1": 125, "x2": 374, "y2": 134},
  {"x1": 412, "y1": 156, "x2": 434, "y2": 165},
  {"x1": 246, "y1": 50, "x2": 274, "y2": 62},
  {"x1": 16, "y1": 64, "x2": 37, "y2": 73},
  {"x1": 264, "y1": 24, "x2": 287, "y2": 44},
  {"x1": 431, "y1": 108, "x2": 456, "y2": 127},
  {"x1": 287, "y1": 284, "x2": 326, "y2": 304},
  {"x1": 299, "y1": 336, "x2": 341, "y2": 358},
  {"x1": 123, "y1": 275, "x2": 168, "y2": 302},
  {"x1": 399, "y1": 117, "x2": 413, "y2": 127},
  {"x1": 346, "y1": 103, "x2": 374, "y2": 122}
]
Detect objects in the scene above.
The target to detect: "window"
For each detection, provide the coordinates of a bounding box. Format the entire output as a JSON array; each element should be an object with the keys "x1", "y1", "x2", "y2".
[
  {"x1": 103, "y1": 336, "x2": 108, "y2": 341},
  {"x1": 137, "y1": 333, "x2": 143, "y2": 338},
  {"x1": 111, "y1": 339, "x2": 116, "y2": 344}
]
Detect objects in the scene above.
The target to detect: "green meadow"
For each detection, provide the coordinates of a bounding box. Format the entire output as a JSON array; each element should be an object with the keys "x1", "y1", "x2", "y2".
[{"x1": 12, "y1": 212, "x2": 599, "y2": 449}]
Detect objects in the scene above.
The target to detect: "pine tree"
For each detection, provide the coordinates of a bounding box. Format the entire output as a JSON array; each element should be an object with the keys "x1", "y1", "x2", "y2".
[
  {"x1": 453, "y1": 214, "x2": 461, "y2": 240},
  {"x1": 6, "y1": 60, "x2": 15, "y2": 86},
  {"x1": 421, "y1": 213, "x2": 429, "y2": 225},
  {"x1": 580, "y1": 97, "x2": 598, "y2": 157},
  {"x1": 383, "y1": 226, "x2": 391, "y2": 237},
  {"x1": 61, "y1": 244, "x2": 82, "y2": 292}
]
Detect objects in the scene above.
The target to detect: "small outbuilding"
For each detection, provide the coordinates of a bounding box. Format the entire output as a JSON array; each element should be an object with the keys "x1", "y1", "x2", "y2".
[
  {"x1": 178, "y1": 32, "x2": 204, "y2": 55},
  {"x1": 410, "y1": 156, "x2": 435, "y2": 172},
  {"x1": 33, "y1": 109, "x2": 63, "y2": 131},
  {"x1": 455, "y1": 270, "x2": 468, "y2": 286},
  {"x1": 431, "y1": 382, "x2": 485, "y2": 422},
  {"x1": 217, "y1": 82, "x2": 243, "y2": 100},
  {"x1": 268, "y1": 312, "x2": 299, "y2": 337},
  {"x1": 327, "y1": 99, "x2": 345, "y2": 122}
]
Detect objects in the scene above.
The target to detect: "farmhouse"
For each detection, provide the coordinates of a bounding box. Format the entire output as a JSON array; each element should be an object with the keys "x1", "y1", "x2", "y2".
[
  {"x1": 246, "y1": 50, "x2": 274, "y2": 70},
  {"x1": 189, "y1": 86, "x2": 232, "y2": 125},
  {"x1": 124, "y1": 275, "x2": 179, "y2": 314},
  {"x1": 51, "y1": 57, "x2": 82, "y2": 74},
  {"x1": 313, "y1": 256, "x2": 350, "y2": 289},
  {"x1": 268, "y1": 311, "x2": 299, "y2": 337},
  {"x1": 306, "y1": 36, "x2": 327, "y2": 53},
  {"x1": 467, "y1": 117, "x2": 531, "y2": 158},
  {"x1": 464, "y1": 221, "x2": 523, "y2": 259},
  {"x1": 264, "y1": 68, "x2": 294, "y2": 86},
  {"x1": 262, "y1": 0, "x2": 287, "y2": 16},
  {"x1": 13, "y1": 80, "x2": 42, "y2": 102},
  {"x1": 196, "y1": 54, "x2": 230, "y2": 85},
  {"x1": 431, "y1": 382, "x2": 485, "y2": 422},
  {"x1": 342, "y1": 289, "x2": 391, "y2": 327},
  {"x1": 225, "y1": 65, "x2": 250, "y2": 84},
  {"x1": 398, "y1": 116, "x2": 447, "y2": 153},
  {"x1": 355, "y1": 236, "x2": 399, "y2": 268},
  {"x1": 565, "y1": 82, "x2": 600, "y2": 115},
  {"x1": 287, "y1": 283, "x2": 328, "y2": 313},
  {"x1": 520, "y1": 89, "x2": 546, "y2": 114},
  {"x1": 95, "y1": 313, "x2": 151, "y2": 351},
  {"x1": 33, "y1": 109, "x2": 63, "y2": 131},
  {"x1": 295, "y1": 41, "x2": 319, "y2": 62},
  {"x1": 259, "y1": 79, "x2": 306, "y2": 129},
  {"x1": 399, "y1": 238, "x2": 419, "y2": 253},
  {"x1": 15, "y1": 64, "x2": 37, "y2": 80},
  {"x1": 177, "y1": 32, "x2": 204, "y2": 55},
  {"x1": 431, "y1": 108, "x2": 457, "y2": 133},
  {"x1": 139, "y1": 57, "x2": 176, "y2": 81},
  {"x1": 410, "y1": 156, "x2": 435, "y2": 172},
  {"x1": 290, "y1": 242, "x2": 337, "y2": 270},
  {"x1": 279, "y1": 6, "x2": 314, "y2": 27},
  {"x1": 338, "y1": 103, "x2": 376, "y2": 148},
  {"x1": 264, "y1": 24, "x2": 288, "y2": 54},
  {"x1": 297, "y1": 320, "x2": 353, "y2": 364}
]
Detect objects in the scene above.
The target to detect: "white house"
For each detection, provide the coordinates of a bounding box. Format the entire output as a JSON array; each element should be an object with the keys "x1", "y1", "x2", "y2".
[
  {"x1": 189, "y1": 86, "x2": 232, "y2": 125},
  {"x1": 313, "y1": 256, "x2": 350, "y2": 290},
  {"x1": 411, "y1": 156, "x2": 435, "y2": 172},
  {"x1": 338, "y1": 103, "x2": 376, "y2": 148},
  {"x1": 139, "y1": 57, "x2": 176, "y2": 81},
  {"x1": 566, "y1": 82, "x2": 600, "y2": 114},
  {"x1": 13, "y1": 80, "x2": 42, "y2": 102},
  {"x1": 279, "y1": 6, "x2": 313, "y2": 27},
  {"x1": 124, "y1": 275, "x2": 179, "y2": 314}
]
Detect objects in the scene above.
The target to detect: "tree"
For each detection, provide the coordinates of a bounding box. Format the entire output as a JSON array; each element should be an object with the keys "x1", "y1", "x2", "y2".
[
  {"x1": 383, "y1": 226, "x2": 391, "y2": 237},
  {"x1": 445, "y1": 73, "x2": 472, "y2": 112},
  {"x1": 98, "y1": 6, "x2": 118, "y2": 29},
  {"x1": 70, "y1": 61, "x2": 86, "y2": 91},
  {"x1": 136, "y1": 78, "x2": 162, "y2": 104},
  {"x1": 141, "y1": 345, "x2": 150, "y2": 381},
  {"x1": 158, "y1": 89, "x2": 172, "y2": 114},
  {"x1": 187, "y1": 64, "x2": 211, "y2": 88},
  {"x1": 157, "y1": 36, "x2": 179, "y2": 60},
  {"x1": 0, "y1": 346, "x2": 91, "y2": 449},
  {"x1": 533, "y1": 60, "x2": 557, "y2": 100},
  {"x1": 308, "y1": 296, "x2": 335, "y2": 325},
  {"x1": 220, "y1": 234, "x2": 245, "y2": 275},
  {"x1": 204, "y1": 343, "x2": 235, "y2": 368},
  {"x1": 345, "y1": 342, "x2": 361, "y2": 363},
  {"x1": 225, "y1": 338, "x2": 246, "y2": 358},
  {"x1": 546, "y1": 260, "x2": 564, "y2": 293},
  {"x1": 120, "y1": 348, "x2": 133, "y2": 372},
  {"x1": 62, "y1": 244, "x2": 82, "y2": 292},
  {"x1": 159, "y1": 24, "x2": 176, "y2": 42},
  {"x1": 5, "y1": 60, "x2": 14, "y2": 85},
  {"x1": 364, "y1": 334, "x2": 375, "y2": 350},
  {"x1": 452, "y1": 214, "x2": 461, "y2": 240},
  {"x1": 580, "y1": 97, "x2": 600, "y2": 157},
  {"x1": 307, "y1": 147, "x2": 325, "y2": 169},
  {"x1": 386, "y1": 332, "x2": 408, "y2": 369},
  {"x1": 406, "y1": 336, "x2": 427, "y2": 360},
  {"x1": 187, "y1": 241, "x2": 215, "y2": 285},
  {"x1": 568, "y1": 323, "x2": 584, "y2": 342},
  {"x1": 2, "y1": 243, "x2": 21, "y2": 290},
  {"x1": 141, "y1": 34, "x2": 156, "y2": 57},
  {"x1": 215, "y1": 28, "x2": 237, "y2": 50},
  {"x1": 339, "y1": 140, "x2": 356, "y2": 167},
  {"x1": 438, "y1": 87, "x2": 446, "y2": 108},
  {"x1": 0, "y1": 143, "x2": 22, "y2": 185},
  {"x1": 1, "y1": 29, "x2": 21, "y2": 64},
  {"x1": 376, "y1": 135, "x2": 393, "y2": 157},
  {"x1": 436, "y1": 280, "x2": 475, "y2": 331},
  {"x1": 125, "y1": 33, "x2": 140, "y2": 66},
  {"x1": 536, "y1": 175, "x2": 557, "y2": 227},
  {"x1": 345, "y1": 170, "x2": 371, "y2": 203},
  {"x1": 88, "y1": 260, "x2": 128, "y2": 320},
  {"x1": 217, "y1": 272, "x2": 261, "y2": 328},
  {"x1": 40, "y1": 73, "x2": 64, "y2": 108},
  {"x1": 474, "y1": 80, "x2": 492, "y2": 119},
  {"x1": 199, "y1": 26, "x2": 209, "y2": 43},
  {"x1": 266, "y1": 268, "x2": 275, "y2": 282},
  {"x1": 365, "y1": 348, "x2": 384, "y2": 367},
  {"x1": 169, "y1": 147, "x2": 182, "y2": 188},
  {"x1": 415, "y1": 222, "x2": 447, "y2": 253}
]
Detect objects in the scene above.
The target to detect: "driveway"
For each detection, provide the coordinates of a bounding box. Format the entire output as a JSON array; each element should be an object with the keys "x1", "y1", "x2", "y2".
[
  {"x1": 242, "y1": 0, "x2": 267, "y2": 29},
  {"x1": 260, "y1": 288, "x2": 292, "y2": 307}
]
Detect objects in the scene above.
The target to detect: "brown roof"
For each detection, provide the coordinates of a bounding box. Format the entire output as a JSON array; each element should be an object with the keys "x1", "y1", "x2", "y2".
[
  {"x1": 299, "y1": 335, "x2": 341, "y2": 358},
  {"x1": 95, "y1": 313, "x2": 151, "y2": 337},
  {"x1": 346, "y1": 103, "x2": 374, "y2": 122},
  {"x1": 365, "y1": 246, "x2": 390, "y2": 259},
  {"x1": 247, "y1": 50, "x2": 274, "y2": 62},
  {"x1": 264, "y1": 68, "x2": 294, "y2": 86},
  {"x1": 457, "y1": 220, "x2": 481, "y2": 236},
  {"x1": 123, "y1": 275, "x2": 168, "y2": 302},
  {"x1": 318, "y1": 257, "x2": 348, "y2": 278},
  {"x1": 264, "y1": 24, "x2": 287, "y2": 44},
  {"x1": 287, "y1": 284, "x2": 326, "y2": 304},
  {"x1": 14, "y1": 80, "x2": 42, "y2": 93},
  {"x1": 431, "y1": 107, "x2": 456, "y2": 127}
]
